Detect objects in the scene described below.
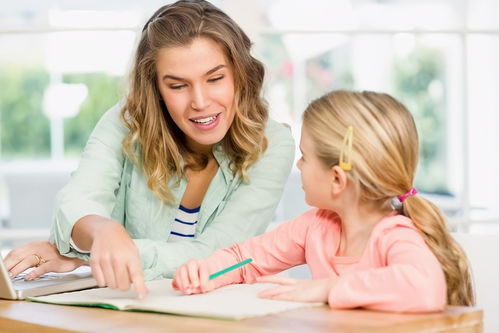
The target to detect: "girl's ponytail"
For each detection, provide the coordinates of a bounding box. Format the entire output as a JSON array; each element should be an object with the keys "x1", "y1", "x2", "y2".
[{"x1": 403, "y1": 195, "x2": 475, "y2": 306}]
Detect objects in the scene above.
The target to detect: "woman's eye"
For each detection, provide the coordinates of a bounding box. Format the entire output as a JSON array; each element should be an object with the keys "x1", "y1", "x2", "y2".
[
  {"x1": 170, "y1": 84, "x2": 187, "y2": 90},
  {"x1": 208, "y1": 75, "x2": 224, "y2": 83}
]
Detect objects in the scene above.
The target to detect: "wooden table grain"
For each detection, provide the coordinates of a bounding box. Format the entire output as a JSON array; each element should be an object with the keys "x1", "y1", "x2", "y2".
[{"x1": 0, "y1": 300, "x2": 483, "y2": 332}]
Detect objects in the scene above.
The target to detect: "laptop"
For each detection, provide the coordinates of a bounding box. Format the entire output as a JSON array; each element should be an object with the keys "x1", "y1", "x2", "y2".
[{"x1": 0, "y1": 257, "x2": 97, "y2": 300}]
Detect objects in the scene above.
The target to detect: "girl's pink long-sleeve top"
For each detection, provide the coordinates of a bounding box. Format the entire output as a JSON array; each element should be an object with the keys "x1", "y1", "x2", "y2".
[{"x1": 203, "y1": 209, "x2": 447, "y2": 312}]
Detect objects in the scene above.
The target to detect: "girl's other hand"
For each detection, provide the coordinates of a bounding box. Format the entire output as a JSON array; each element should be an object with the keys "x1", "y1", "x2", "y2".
[
  {"x1": 3, "y1": 241, "x2": 86, "y2": 280},
  {"x1": 256, "y1": 275, "x2": 335, "y2": 303},
  {"x1": 172, "y1": 259, "x2": 215, "y2": 295}
]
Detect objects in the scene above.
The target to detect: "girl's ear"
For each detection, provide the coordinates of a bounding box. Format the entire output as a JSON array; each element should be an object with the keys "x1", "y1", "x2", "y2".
[{"x1": 330, "y1": 165, "x2": 348, "y2": 196}]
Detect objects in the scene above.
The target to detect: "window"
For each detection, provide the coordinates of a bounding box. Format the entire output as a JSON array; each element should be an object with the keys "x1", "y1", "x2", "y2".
[
  {"x1": 0, "y1": 1, "x2": 165, "y2": 233},
  {"x1": 230, "y1": 0, "x2": 499, "y2": 230},
  {"x1": 1, "y1": 0, "x2": 498, "y2": 233}
]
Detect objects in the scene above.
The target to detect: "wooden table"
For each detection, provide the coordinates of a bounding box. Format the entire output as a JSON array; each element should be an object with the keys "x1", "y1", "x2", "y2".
[{"x1": 0, "y1": 301, "x2": 482, "y2": 332}]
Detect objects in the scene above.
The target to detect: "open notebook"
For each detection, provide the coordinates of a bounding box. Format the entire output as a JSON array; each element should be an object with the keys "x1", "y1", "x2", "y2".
[{"x1": 28, "y1": 279, "x2": 323, "y2": 320}]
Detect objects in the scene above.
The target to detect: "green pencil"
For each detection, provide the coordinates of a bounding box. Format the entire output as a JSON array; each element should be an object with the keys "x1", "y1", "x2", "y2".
[{"x1": 209, "y1": 258, "x2": 253, "y2": 280}]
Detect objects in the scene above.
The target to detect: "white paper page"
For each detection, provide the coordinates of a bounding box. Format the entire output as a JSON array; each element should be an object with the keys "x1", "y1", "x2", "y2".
[
  {"x1": 30, "y1": 279, "x2": 323, "y2": 319},
  {"x1": 30, "y1": 285, "x2": 137, "y2": 309}
]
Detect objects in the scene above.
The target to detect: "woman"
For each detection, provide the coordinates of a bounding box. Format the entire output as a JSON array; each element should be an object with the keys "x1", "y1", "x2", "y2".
[{"x1": 4, "y1": 0, "x2": 294, "y2": 298}]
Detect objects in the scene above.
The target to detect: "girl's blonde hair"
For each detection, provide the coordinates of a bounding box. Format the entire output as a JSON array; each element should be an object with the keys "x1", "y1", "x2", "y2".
[
  {"x1": 303, "y1": 90, "x2": 474, "y2": 306},
  {"x1": 121, "y1": 0, "x2": 268, "y2": 203}
]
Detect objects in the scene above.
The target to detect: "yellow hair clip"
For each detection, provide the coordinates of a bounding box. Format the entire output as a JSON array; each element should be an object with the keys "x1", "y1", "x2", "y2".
[{"x1": 339, "y1": 126, "x2": 353, "y2": 171}]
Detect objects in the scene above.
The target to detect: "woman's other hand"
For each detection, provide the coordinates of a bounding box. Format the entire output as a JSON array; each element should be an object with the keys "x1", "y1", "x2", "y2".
[{"x1": 3, "y1": 241, "x2": 86, "y2": 280}]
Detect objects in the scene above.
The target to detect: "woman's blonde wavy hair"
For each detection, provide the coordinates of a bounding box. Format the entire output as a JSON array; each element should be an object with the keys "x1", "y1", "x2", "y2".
[
  {"x1": 303, "y1": 90, "x2": 474, "y2": 306},
  {"x1": 121, "y1": 0, "x2": 268, "y2": 204}
]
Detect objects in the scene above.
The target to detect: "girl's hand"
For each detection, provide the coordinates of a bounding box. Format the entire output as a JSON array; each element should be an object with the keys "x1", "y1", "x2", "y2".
[
  {"x1": 3, "y1": 241, "x2": 86, "y2": 280},
  {"x1": 256, "y1": 275, "x2": 335, "y2": 303},
  {"x1": 172, "y1": 259, "x2": 215, "y2": 295},
  {"x1": 88, "y1": 219, "x2": 148, "y2": 298}
]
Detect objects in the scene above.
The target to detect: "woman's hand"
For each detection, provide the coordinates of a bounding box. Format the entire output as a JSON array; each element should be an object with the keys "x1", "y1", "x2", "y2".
[
  {"x1": 85, "y1": 218, "x2": 148, "y2": 298},
  {"x1": 3, "y1": 241, "x2": 86, "y2": 280},
  {"x1": 172, "y1": 259, "x2": 215, "y2": 295},
  {"x1": 256, "y1": 275, "x2": 336, "y2": 303}
]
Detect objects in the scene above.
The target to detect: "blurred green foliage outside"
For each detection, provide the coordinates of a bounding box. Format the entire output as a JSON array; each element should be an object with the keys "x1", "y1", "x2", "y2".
[{"x1": 0, "y1": 66, "x2": 121, "y2": 160}]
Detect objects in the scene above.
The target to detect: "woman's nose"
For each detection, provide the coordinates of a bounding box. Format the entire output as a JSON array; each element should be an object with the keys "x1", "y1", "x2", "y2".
[{"x1": 191, "y1": 85, "x2": 211, "y2": 111}]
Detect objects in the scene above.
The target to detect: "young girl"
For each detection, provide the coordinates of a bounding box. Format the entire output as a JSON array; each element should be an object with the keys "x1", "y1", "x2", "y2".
[{"x1": 172, "y1": 90, "x2": 474, "y2": 312}]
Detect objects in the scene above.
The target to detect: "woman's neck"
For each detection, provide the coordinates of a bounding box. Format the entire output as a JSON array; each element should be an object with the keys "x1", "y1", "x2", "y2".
[{"x1": 186, "y1": 137, "x2": 215, "y2": 155}]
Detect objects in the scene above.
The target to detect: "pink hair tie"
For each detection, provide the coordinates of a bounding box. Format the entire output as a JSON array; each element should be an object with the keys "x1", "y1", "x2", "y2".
[{"x1": 397, "y1": 187, "x2": 418, "y2": 202}]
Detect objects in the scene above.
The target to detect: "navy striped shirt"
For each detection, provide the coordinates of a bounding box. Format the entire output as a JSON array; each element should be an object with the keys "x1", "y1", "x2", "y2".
[{"x1": 168, "y1": 205, "x2": 200, "y2": 242}]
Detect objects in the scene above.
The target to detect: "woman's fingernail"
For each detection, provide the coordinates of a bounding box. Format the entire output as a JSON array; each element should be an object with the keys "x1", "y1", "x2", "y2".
[{"x1": 8, "y1": 272, "x2": 13, "y2": 278}]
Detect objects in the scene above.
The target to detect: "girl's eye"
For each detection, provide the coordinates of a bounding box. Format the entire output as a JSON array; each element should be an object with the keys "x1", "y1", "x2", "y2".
[{"x1": 208, "y1": 75, "x2": 224, "y2": 83}]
